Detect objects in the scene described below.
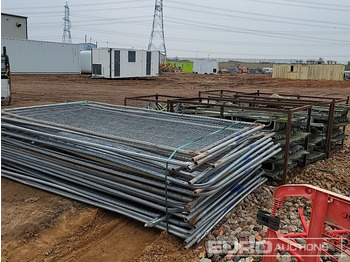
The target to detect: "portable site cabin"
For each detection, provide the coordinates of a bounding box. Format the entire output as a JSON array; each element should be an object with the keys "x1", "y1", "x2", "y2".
[
  {"x1": 192, "y1": 59, "x2": 219, "y2": 74},
  {"x1": 91, "y1": 48, "x2": 159, "y2": 79},
  {"x1": 272, "y1": 64, "x2": 345, "y2": 81}
]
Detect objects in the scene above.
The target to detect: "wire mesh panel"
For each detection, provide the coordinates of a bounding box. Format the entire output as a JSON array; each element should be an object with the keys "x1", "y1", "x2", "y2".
[
  {"x1": 5, "y1": 102, "x2": 260, "y2": 152},
  {"x1": 2, "y1": 101, "x2": 281, "y2": 247}
]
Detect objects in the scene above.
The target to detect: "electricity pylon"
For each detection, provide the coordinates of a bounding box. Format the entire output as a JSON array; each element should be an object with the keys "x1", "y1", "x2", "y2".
[
  {"x1": 62, "y1": 1, "x2": 72, "y2": 44},
  {"x1": 148, "y1": 0, "x2": 167, "y2": 57}
]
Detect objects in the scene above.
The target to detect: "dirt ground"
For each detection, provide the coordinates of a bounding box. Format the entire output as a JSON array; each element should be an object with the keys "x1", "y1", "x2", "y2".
[
  {"x1": 4, "y1": 73, "x2": 350, "y2": 108},
  {"x1": 1, "y1": 73, "x2": 350, "y2": 262}
]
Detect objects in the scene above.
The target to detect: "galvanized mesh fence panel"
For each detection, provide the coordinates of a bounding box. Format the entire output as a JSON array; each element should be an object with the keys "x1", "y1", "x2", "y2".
[{"x1": 1, "y1": 101, "x2": 281, "y2": 247}]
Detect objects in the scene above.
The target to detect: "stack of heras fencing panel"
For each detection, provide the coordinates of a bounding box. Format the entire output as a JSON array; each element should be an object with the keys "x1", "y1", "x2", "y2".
[{"x1": 1, "y1": 101, "x2": 281, "y2": 248}]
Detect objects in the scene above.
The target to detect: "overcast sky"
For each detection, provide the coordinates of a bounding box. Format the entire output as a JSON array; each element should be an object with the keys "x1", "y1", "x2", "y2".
[{"x1": 2, "y1": 0, "x2": 350, "y2": 62}]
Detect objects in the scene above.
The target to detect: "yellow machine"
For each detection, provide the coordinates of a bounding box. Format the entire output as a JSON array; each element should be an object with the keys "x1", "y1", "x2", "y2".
[{"x1": 159, "y1": 59, "x2": 178, "y2": 73}]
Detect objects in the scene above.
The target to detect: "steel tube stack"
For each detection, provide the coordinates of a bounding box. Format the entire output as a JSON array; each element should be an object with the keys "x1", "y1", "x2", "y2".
[{"x1": 1, "y1": 101, "x2": 281, "y2": 247}]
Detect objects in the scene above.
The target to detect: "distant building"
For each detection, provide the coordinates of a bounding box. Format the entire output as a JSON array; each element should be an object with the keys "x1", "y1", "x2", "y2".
[
  {"x1": 78, "y1": 42, "x2": 97, "y2": 52},
  {"x1": 272, "y1": 64, "x2": 345, "y2": 81},
  {"x1": 1, "y1": 13, "x2": 28, "y2": 39}
]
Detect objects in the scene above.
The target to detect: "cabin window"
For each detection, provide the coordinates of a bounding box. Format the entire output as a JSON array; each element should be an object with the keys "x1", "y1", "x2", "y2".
[
  {"x1": 290, "y1": 65, "x2": 294, "y2": 72},
  {"x1": 128, "y1": 51, "x2": 136, "y2": 62}
]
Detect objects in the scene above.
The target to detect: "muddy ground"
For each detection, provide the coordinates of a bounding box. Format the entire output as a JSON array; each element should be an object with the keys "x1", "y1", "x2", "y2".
[{"x1": 1, "y1": 73, "x2": 350, "y2": 262}]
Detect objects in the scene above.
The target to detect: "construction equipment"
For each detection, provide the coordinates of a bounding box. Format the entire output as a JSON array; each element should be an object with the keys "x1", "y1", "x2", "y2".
[
  {"x1": 229, "y1": 65, "x2": 248, "y2": 74},
  {"x1": 1, "y1": 47, "x2": 12, "y2": 105},
  {"x1": 160, "y1": 59, "x2": 178, "y2": 73},
  {"x1": 258, "y1": 184, "x2": 350, "y2": 262},
  {"x1": 237, "y1": 65, "x2": 248, "y2": 74}
]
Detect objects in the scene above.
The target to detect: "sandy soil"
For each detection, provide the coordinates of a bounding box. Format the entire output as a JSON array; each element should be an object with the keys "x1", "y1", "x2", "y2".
[{"x1": 1, "y1": 73, "x2": 350, "y2": 262}]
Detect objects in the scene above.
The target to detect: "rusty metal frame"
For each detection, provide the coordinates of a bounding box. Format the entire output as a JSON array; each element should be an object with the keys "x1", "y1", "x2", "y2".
[
  {"x1": 124, "y1": 94, "x2": 185, "y2": 107},
  {"x1": 341, "y1": 95, "x2": 350, "y2": 146},
  {"x1": 198, "y1": 89, "x2": 346, "y2": 102},
  {"x1": 123, "y1": 91, "x2": 348, "y2": 184},
  {"x1": 198, "y1": 90, "x2": 349, "y2": 158}
]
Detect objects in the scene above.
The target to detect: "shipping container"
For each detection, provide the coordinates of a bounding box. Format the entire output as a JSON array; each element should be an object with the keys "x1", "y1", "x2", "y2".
[
  {"x1": 167, "y1": 61, "x2": 193, "y2": 73},
  {"x1": 91, "y1": 48, "x2": 159, "y2": 79},
  {"x1": 272, "y1": 64, "x2": 345, "y2": 81},
  {"x1": 192, "y1": 59, "x2": 219, "y2": 74},
  {"x1": 1, "y1": 38, "x2": 80, "y2": 74}
]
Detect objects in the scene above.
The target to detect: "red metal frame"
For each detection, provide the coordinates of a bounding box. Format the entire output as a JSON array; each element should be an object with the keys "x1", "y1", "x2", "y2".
[{"x1": 263, "y1": 184, "x2": 350, "y2": 262}]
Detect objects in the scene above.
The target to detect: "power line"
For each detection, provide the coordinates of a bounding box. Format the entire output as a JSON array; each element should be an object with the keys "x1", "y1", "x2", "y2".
[
  {"x1": 244, "y1": 0, "x2": 350, "y2": 12},
  {"x1": 165, "y1": 35, "x2": 349, "y2": 47},
  {"x1": 167, "y1": 47, "x2": 350, "y2": 58},
  {"x1": 26, "y1": 22, "x2": 349, "y2": 59},
  {"x1": 6, "y1": 1, "x2": 348, "y2": 30},
  {"x1": 2, "y1": 0, "x2": 150, "y2": 10},
  {"x1": 167, "y1": 0, "x2": 350, "y2": 26},
  {"x1": 165, "y1": 22, "x2": 349, "y2": 36},
  {"x1": 66, "y1": 7, "x2": 349, "y2": 46},
  {"x1": 30, "y1": 10, "x2": 349, "y2": 37},
  {"x1": 166, "y1": 1, "x2": 350, "y2": 29},
  {"x1": 163, "y1": 16, "x2": 349, "y2": 44},
  {"x1": 71, "y1": 13, "x2": 150, "y2": 20},
  {"x1": 4, "y1": 5, "x2": 152, "y2": 15},
  {"x1": 68, "y1": 23, "x2": 350, "y2": 58},
  {"x1": 32, "y1": 17, "x2": 349, "y2": 37},
  {"x1": 30, "y1": 15, "x2": 150, "y2": 26},
  {"x1": 70, "y1": 24, "x2": 349, "y2": 47},
  {"x1": 70, "y1": 0, "x2": 150, "y2": 8},
  {"x1": 278, "y1": 0, "x2": 350, "y2": 9}
]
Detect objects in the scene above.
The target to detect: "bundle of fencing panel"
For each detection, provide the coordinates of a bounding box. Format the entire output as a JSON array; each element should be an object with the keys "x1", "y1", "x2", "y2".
[{"x1": 1, "y1": 101, "x2": 281, "y2": 247}]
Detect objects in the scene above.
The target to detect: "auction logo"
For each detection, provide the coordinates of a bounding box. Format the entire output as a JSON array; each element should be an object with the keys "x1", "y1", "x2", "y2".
[{"x1": 206, "y1": 237, "x2": 349, "y2": 259}]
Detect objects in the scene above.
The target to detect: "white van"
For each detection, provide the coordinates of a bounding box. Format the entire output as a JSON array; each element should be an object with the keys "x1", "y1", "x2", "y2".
[
  {"x1": 345, "y1": 71, "x2": 350, "y2": 80},
  {"x1": 262, "y1": 67, "x2": 273, "y2": 74}
]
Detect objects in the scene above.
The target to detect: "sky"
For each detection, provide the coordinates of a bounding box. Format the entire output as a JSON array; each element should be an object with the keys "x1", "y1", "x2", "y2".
[{"x1": 2, "y1": 0, "x2": 350, "y2": 63}]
